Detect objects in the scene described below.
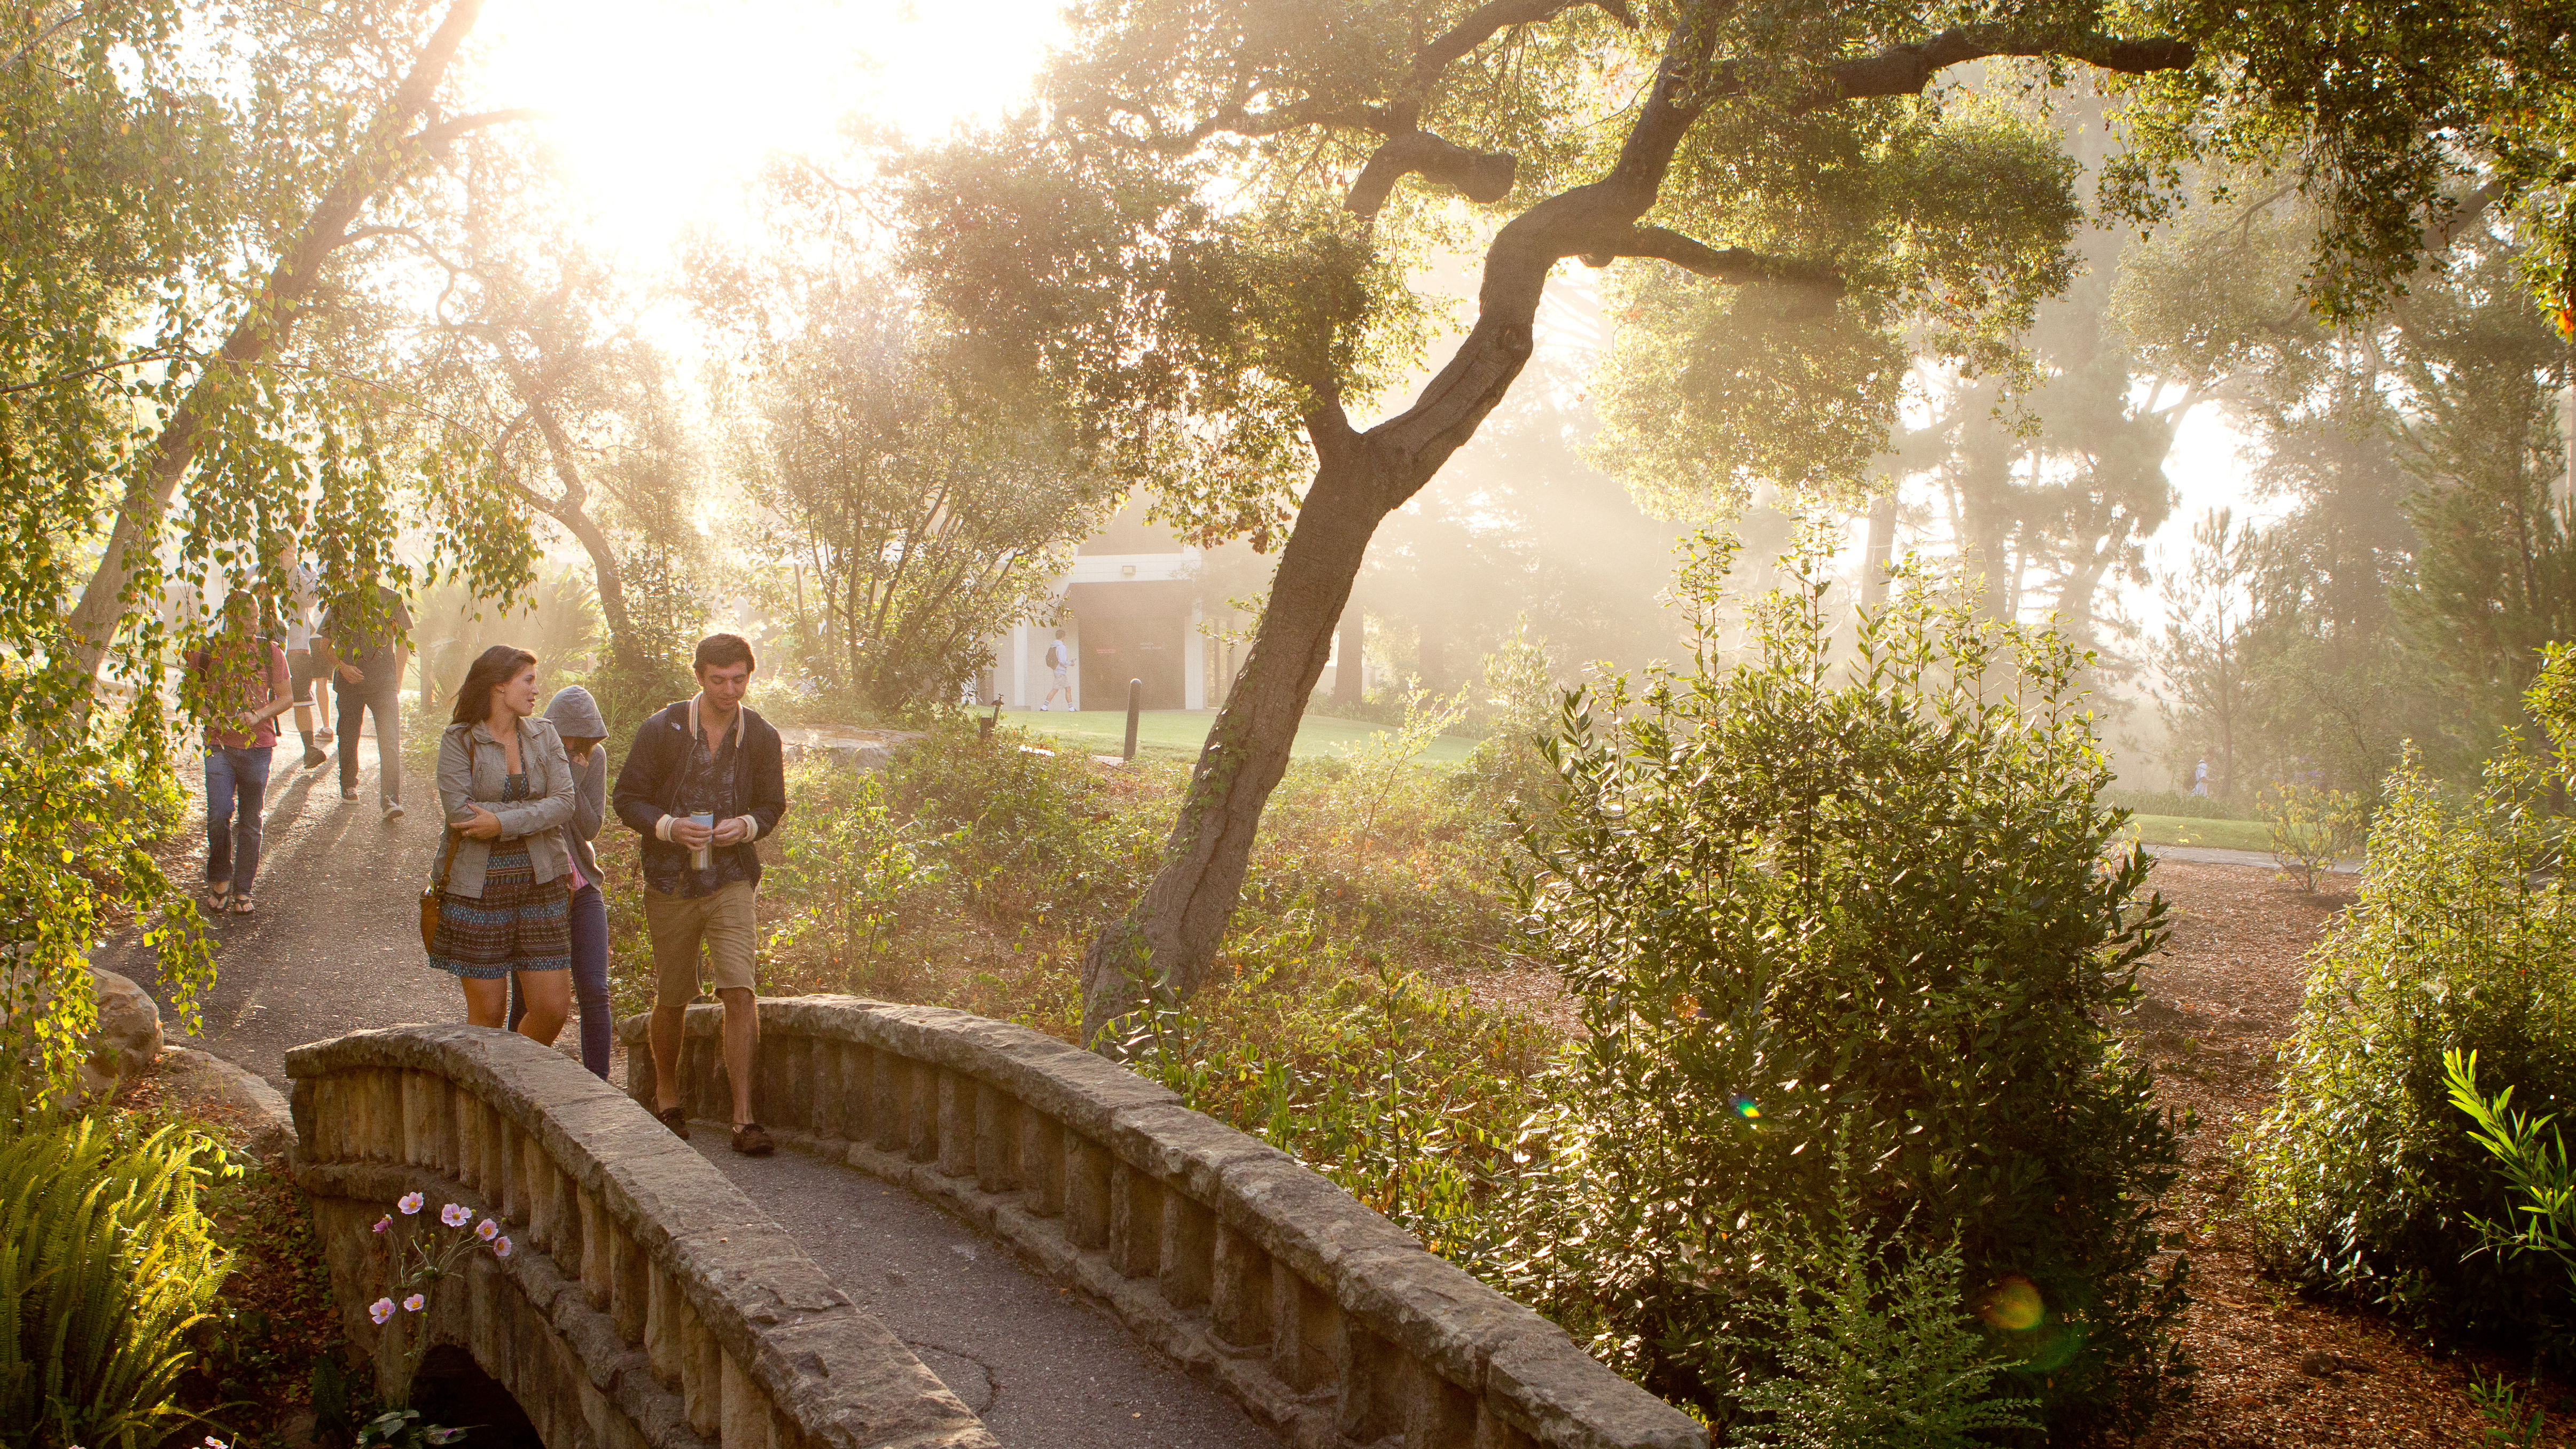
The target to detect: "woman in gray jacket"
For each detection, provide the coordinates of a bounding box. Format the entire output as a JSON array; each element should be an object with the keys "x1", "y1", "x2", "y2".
[
  {"x1": 508, "y1": 684, "x2": 614, "y2": 1076},
  {"x1": 431, "y1": 645, "x2": 576, "y2": 1039}
]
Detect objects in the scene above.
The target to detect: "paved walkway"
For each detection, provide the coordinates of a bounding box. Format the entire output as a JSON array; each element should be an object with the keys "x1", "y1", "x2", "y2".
[
  {"x1": 2145, "y1": 842, "x2": 2366, "y2": 874},
  {"x1": 104, "y1": 744, "x2": 1275, "y2": 1446}
]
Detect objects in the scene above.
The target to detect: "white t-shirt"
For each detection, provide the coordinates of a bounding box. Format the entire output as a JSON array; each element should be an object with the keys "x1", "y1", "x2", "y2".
[
  {"x1": 1047, "y1": 639, "x2": 1070, "y2": 671},
  {"x1": 283, "y1": 560, "x2": 320, "y2": 652}
]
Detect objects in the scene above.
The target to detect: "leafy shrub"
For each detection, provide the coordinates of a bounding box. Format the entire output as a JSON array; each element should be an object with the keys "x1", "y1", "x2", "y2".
[
  {"x1": 2259, "y1": 779, "x2": 2368, "y2": 891},
  {"x1": 767, "y1": 771, "x2": 954, "y2": 991},
  {"x1": 0, "y1": 1115, "x2": 232, "y2": 1448},
  {"x1": 2245, "y1": 672, "x2": 2576, "y2": 1338},
  {"x1": 1504, "y1": 537, "x2": 2186, "y2": 1435},
  {"x1": 2445, "y1": 1049, "x2": 2576, "y2": 1295}
]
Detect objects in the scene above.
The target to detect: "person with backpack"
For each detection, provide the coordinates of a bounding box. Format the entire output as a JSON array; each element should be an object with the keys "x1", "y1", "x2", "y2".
[
  {"x1": 1041, "y1": 627, "x2": 1075, "y2": 710},
  {"x1": 428, "y1": 645, "x2": 575, "y2": 1039},
  {"x1": 188, "y1": 590, "x2": 294, "y2": 917},
  {"x1": 613, "y1": 633, "x2": 788, "y2": 1156}
]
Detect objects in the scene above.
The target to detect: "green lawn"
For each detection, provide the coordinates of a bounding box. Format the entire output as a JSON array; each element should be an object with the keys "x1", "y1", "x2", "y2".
[
  {"x1": 2117, "y1": 813, "x2": 2276, "y2": 853},
  {"x1": 1002, "y1": 709, "x2": 1477, "y2": 765}
]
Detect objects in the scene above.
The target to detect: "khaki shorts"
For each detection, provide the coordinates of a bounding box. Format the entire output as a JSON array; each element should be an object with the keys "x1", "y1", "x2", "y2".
[{"x1": 644, "y1": 880, "x2": 758, "y2": 1001}]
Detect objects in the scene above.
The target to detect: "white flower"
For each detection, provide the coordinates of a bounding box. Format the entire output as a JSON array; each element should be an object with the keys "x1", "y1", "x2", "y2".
[
  {"x1": 402, "y1": 1293, "x2": 426, "y2": 1313},
  {"x1": 492, "y1": 1236, "x2": 512, "y2": 1259},
  {"x1": 440, "y1": 1203, "x2": 471, "y2": 1228},
  {"x1": 368, "y1": 1297, "x2": 395, "y2": 1325},
  {"x1": 397, "y1": 1193, "x2": 424, "y2": 1216},
  {"x1": 474, "y1": 1218, "x2": 498, "y2": 1242}
]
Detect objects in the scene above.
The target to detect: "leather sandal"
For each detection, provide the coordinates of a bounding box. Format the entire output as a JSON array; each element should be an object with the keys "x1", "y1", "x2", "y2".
[
  {"x1": 656, "y1": 1106, "x2": 689, "y2": 1140},
  {"x1": 730, "y1": 1123, "x2": 775, "y2": 1157}
]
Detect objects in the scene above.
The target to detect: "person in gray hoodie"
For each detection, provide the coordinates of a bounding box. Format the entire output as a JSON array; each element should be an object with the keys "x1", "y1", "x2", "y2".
[{"x1": 508, "y1": 684, "x2": 615, "y2": 1076}]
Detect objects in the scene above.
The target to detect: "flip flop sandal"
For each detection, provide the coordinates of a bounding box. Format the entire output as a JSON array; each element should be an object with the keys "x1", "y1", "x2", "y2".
[
  {"x1": 206, "y1": 885, "x2": 230, "y2": 913},
  {"x1": 730, "y1": 1122, "x2": 775, "y2": 1157},
  {"x1": 230, "y1": 895, "x2": 255, "y2": 915},
  {"x1": 656, "y1": 1106, "x2": 689, "y2": 1140}
]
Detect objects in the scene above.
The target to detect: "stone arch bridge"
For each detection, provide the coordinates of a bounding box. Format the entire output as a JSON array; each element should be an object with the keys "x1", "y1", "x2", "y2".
[{"x1": 288, "y1": 999, "x2": 1698, "y2": 1449}]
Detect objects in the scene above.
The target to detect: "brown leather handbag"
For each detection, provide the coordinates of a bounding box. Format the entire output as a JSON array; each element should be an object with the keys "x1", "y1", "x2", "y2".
[{"x1": 419, "y1": 828, "x2": 462, "y2": 953}]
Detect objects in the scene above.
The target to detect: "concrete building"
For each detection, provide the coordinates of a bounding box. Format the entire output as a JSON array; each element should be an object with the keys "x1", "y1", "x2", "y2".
[
  {"x1": 982, "y1": 498, "x2": 1369, "y2": 711},
  {"x1": 987, "y1": 499, "x2": 1220, "y2": 711}
]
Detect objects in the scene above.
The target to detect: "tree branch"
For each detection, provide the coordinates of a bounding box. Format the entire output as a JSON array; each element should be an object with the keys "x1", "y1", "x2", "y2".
[
  {"x1": 407, "y1": 106, "x2": 545, "y2": 154},
  {"x1": 1819, "y1": 27, "x2": 2193, "y2": 105},
  {"x1": 1576, "y1": 225, "x2": 1841, "y2": 294},
  {"x1": 1345, "y1": 130, "x2": 1517, "y2": 215}
]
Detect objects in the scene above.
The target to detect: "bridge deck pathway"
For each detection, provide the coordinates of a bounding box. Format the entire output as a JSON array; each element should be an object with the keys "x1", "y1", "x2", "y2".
[{"x1": 685, "y1": 1124, "x2": 1278, "y2": 1448}]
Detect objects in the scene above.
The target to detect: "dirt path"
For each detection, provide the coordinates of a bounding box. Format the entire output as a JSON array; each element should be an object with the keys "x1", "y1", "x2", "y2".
[
  {"x1": 104, "y1": 744, "x2": 465, "y2": 1089},
  {"x1": 2129, "y1": 860, "x2": 2569, "y2": 1448}
]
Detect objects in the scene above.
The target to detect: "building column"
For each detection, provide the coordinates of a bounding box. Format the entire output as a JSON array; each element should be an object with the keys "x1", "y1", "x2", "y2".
[
  {"x1": 1184, "y1": 604, "x2": 1206, "y2": 710},
  {"x1": 1010, "y1": 622, "x2": 1029, "y2": 709}
]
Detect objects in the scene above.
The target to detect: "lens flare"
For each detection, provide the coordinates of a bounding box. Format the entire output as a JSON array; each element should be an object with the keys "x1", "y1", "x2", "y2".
[
  {"x1": 1728, "y1": 1095, "x2": 1760, "y2": 1122},
  {"x1": 1976, "y1": 1275, "x2": 2044, "y2": 1333}
]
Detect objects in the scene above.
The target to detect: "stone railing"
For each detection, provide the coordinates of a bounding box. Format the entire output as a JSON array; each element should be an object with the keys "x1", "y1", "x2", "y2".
[
  {"x1": 623, "y1": 998, "x2": 1703, "y2": 1449},
  {"x1": 288, "y1": 1023, "x2": 996, "y2": 1449}
]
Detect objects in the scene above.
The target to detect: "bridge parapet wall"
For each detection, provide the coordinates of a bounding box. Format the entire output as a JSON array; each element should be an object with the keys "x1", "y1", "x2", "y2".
[
  {"x1": 623, "y1": 998, "x2": 1700, "y2": 1449},
  {"x1": 288, "y1": 1023, "x2": 995, "y2": 1449}
]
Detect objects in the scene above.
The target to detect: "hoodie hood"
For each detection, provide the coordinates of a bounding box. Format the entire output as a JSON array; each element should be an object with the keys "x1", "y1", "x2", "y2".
[{"x1": 543, "y1": 684, "x2": 607, "y2": 740}]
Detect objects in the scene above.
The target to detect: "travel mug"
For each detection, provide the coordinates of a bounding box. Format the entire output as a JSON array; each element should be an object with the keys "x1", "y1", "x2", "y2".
[{"x1": 688, "y1": 812, "x2": 714, "y2": 871}]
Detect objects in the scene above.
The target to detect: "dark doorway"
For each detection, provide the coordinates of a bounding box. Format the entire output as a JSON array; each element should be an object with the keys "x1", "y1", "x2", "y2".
[
  {"x1": 1064, "y1": 581, "x2": 1189, "y2": 709},
  {"x1": 1081, "y1": 614, "x2": 1185, "y2": 709},
  {"x1": 410, "y1": 1343, "x2": 543, "y2": 1448}
]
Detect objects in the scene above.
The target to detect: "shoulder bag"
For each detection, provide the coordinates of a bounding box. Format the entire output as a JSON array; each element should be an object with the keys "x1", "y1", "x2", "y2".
[{"x1": 420, "y1": 827, "x2": 461, "y2": 954}]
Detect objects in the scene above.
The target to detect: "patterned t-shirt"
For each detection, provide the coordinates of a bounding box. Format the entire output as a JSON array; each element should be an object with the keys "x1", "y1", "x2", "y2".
[{"x1": 645, "y1": 720, "x2": 753, "y2": 899}]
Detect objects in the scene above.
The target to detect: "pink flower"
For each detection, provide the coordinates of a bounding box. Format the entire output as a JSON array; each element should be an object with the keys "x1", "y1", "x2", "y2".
[
  {"x1": 474, "y1": 1218, "x2": 498, "y2": 1242},
  {"x1": 440, "y1": 1203, "x2": 471, "y2": 1228},
  {"x1": 492, "y1": 1236, "x2": 512, "y2": 1259},
  {"x1": 397, "y1": 1193, "x2": 424, "y2": 1216},
  {"x1": 368, "y1": 1297, "x2": 395, "y2": 1325},
  {"x1": 402, "y1": 1293, "x2": 426, "y2": 1313},
  {"x1": 372, "y1": 1216, "x2": 391, "y2": 1235},
  {"x1": 204, "y1": 1439, "x2": 229, "y2": 1449}
]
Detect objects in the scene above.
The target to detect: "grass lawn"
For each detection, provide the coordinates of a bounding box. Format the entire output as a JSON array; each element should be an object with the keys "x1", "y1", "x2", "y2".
[
  {"x1": 2119, "y1": 813, "x2": 2276, "y2": 853},
  {"x1": 1002, "y1": 709, "x2": 1478, "y2": 765}
]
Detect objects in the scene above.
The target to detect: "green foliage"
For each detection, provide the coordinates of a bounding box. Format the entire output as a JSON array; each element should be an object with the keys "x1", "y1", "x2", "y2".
[
  {"x1": 2243, "y1": 655, "x2": 2576, "y2": 1338},
  {"x1": 768, "y1": 772, "x2": 955, "y2": 991},
  {"x1": 2446, "y1": 1050, "x2": 2576, "y2": 1296},
  {"x1": 2468, "y1": 1368, "x2": 2551, "y2": 1448},
  {"x1": 1720, "y1": 1146, "x2": 2040, "y2": 1449},
  {"x1": 0, "y1": 1114, "x2": 232, "y2": 1449},
  {"x1": 1506, "y1": 532, "x2": 2185, "y2": 1433},
  {"x1": 2260, "y1": 779, "x2": 2368, "y2": 892},
  {"x1": 1119, "y1": 959, "x2": 1550, "y2": 1264}
]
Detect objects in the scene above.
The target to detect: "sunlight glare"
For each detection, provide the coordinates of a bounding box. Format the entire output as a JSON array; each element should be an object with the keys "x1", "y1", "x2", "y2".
[{"x1": 473, "y1": 0, "x2": 1064, "y2": 259}]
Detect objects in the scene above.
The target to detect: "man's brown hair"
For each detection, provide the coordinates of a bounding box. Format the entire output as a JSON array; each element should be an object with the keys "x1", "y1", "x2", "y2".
[{"x1": 694, "y1": 633, "x2": 756, "y2": 673}]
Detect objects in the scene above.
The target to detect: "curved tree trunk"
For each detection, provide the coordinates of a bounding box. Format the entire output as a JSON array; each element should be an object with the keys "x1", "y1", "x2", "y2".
[
  {"x1": 1074, "y1": 19, "x2": 2198, "y2": 1047},
  {"x1": 59, "y1": 0, "x2": 498, "y2": 683}
]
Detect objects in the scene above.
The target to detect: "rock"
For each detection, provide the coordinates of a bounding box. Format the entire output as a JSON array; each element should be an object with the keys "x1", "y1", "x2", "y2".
[
  {"x1": 77, "y1": 968, "x2": 162, "y2": 1100},
  {"x1": 155, "y1": 1046, "x2": 296, "y2": 1157},
  {"x1": 2297, "y1": 1349, "x2": 2374, "y2": 1378}
]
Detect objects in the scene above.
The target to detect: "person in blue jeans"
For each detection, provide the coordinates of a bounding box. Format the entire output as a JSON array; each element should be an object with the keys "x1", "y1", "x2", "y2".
[
  {"x1": 188, "y1": 590, "x2": 294, "y2": 917},
  {"x1": 508, "y1": 685, "x2": 614, "y2": 1076}
]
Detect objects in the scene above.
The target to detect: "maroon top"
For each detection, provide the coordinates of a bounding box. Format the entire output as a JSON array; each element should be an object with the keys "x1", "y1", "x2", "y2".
[{"x1": 189, "y1": 639, "x2": 290, "y2": 749}]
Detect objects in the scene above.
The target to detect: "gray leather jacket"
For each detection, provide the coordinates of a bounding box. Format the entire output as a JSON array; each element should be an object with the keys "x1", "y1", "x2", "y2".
[{"x1": 434, "y1": 717, "x2": 575, "y2": 897}]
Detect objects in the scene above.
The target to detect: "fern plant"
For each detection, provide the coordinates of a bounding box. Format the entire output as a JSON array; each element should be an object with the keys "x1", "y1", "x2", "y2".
[
  {"x1": 0, "y1": 1115, "x2": 233, "y2": 1449},
  {"x1": 1722, "y1": 1146, "x2": 2041, "y2": 1449}
]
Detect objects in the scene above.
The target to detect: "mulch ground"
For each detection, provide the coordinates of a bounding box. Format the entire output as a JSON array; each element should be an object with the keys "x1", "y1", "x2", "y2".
[{"x1": 2127, "y1": 859, "x2": 2569, "y2": 1448}]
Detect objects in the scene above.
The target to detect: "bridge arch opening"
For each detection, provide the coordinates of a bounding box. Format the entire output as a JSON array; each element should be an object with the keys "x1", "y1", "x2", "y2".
[{"x1": 410, "y1": 1344, "x2": 541, "y2": 1448}]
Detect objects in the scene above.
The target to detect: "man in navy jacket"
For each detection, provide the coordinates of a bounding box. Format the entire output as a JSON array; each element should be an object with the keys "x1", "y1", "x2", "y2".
[{"x1": 613, "y1": 633, "x2": 789, "y2": 1155}]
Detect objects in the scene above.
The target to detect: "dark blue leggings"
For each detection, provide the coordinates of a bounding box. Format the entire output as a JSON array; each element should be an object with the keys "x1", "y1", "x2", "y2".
[{"x1": 509, "y1": 882, "x2": 612, "y2": 1077}]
